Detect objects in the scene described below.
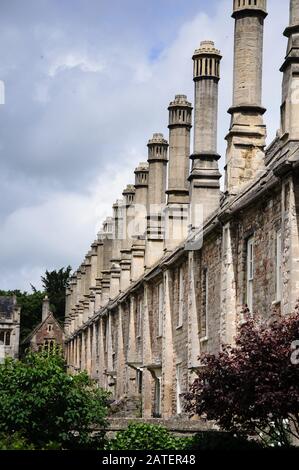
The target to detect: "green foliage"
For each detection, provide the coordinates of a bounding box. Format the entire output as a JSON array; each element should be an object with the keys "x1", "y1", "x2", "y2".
[
  {"x1": 0, "y1": 433, "x2": 35, "y2": 450},
  {"x1": 0, "y1": 350, "x2": 109, "y2": 449},
  {"x1": 186, "y1": 431, "x2": 262, "y2": 451},
  {"x1": 107, "y1": 423, "x2": 192, "y2": 451},
  {"x1": 41, "y1": 266, "x2": 72, "y2": 323}
]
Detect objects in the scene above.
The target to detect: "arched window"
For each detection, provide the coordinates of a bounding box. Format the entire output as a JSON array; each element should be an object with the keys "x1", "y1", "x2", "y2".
[{"x1": 0, "y1": 330, "x2": 11, "y2": 346}]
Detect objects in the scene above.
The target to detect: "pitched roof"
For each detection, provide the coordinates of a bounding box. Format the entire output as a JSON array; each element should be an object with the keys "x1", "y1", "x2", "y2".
[{"x1": 22, "y1": 311, "x2": 64, "y2": 345}]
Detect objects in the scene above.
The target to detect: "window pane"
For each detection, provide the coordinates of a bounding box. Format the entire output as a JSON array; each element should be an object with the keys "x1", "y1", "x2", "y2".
[
  {"x1": 176, "y1": 365, "x2": 182, "y2": 414},
  {"x1": 5, "y1": 331, "x2": 10, "y2": 346},
  {"x1": 201, "y1": 269, "x2": 208, "y2": 338},
  {"x1": 276, "y1": 230, "x2": 282, "y2": 301},
  {"x1": 178, "y1": 268, "x2": 184, "y2": 327},
  {"x1": 246, "y1": 237, "x2": 254, "y2": 311},
  {"x1": 158, "y1": 283, "x2": 163, "y2": 336}
]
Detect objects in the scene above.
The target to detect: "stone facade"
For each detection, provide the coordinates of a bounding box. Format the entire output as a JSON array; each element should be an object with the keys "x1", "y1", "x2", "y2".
[
  {"x1": 0, "y1": 296, "x2": 20, "y2": 361},
  {"x1": 64, "y1": 1, "x2": 299, "y2": 419},
  {"x1": 23, "y1": 296, "x2": 64, "y2": 352}
]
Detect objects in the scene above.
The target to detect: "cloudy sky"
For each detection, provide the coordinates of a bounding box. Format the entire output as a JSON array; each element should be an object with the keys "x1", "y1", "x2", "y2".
[{"x1": 0, "y1": 0, "x2": 288, "y2": 291}]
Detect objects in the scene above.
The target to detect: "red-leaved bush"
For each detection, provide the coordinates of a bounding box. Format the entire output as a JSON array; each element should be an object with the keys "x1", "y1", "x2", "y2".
[{"x1": 184, "y1": 308, "x2": 299, "y2": 447}]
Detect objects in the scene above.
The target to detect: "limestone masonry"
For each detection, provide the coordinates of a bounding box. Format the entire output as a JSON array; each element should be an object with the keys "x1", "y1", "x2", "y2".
[
  {"x1": 64, "y1": 0, "x2": 299, "y2": 419},
  {"x1": 22, "y1": 296, "x2": 64, "y2": 353},
  {"x1": 0, "y1": 296, "x2": 20, "y2": 361}
]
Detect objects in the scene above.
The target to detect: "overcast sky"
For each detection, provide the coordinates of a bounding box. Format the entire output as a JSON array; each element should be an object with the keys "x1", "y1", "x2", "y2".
[{"x1": 0, "y1": 0, "x2": 288, "y2": 291}]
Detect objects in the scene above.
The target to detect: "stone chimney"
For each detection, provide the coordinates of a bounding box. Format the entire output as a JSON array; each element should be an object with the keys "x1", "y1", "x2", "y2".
[
  {"x1": 165, "y1": 95, "x2": 192, "y2": 251},
  {"x1": 145, "y1": 133, "x2": 168, "y2": 268},
  {"x1": 120, "y1": 185, "x2": 135, "y2": 291},
  {"x1": 131, "y1": 163, "x2": 148, "y2": 281},
  {"x1": 68, "y1": 275, "x2": 77, "y2": 334},
  {"x1": 189, "y1": 41, "x2": 222, "y2": 227},
  {"x1": 94, "y1": 237, "x2": 104, "y2": 311},
  {"x1": 109, "y1": 199, "x2": 123, "y2": 298},
  {"x1": 280, "y1": 0, "x2": 299, "y2": 140},
  {"x1": 42, "y1": 295, "x2": 50, "y2": 322},
  {"x1": 112, "y1": 199, "x2": 124, "y2": 263},
  {"x1": 100, "y1": 217, "x2": 114, "y2": 306},
  {"x1": 225, "y1": 0, "x2": 267, "y2": 194},
  {"x1": 133, "y1": 163, "x2": 148, "y2": 238}
]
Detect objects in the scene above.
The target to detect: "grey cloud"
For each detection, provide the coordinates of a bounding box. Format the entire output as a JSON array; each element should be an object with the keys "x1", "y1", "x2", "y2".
[{"x1": 0, "y1": 0, "x2": 289, "y2": 290}]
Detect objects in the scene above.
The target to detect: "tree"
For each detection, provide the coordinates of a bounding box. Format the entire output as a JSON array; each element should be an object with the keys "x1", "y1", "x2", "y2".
[
  {"x1": 184, "y1": 309, "x2": 299, "y2": 447},
  {"x1": 0, "y1": 350, "x2": 109, "y2": 449},
  {"x1": 41, "y1": 266, "x2": 72, "y2": 323}
]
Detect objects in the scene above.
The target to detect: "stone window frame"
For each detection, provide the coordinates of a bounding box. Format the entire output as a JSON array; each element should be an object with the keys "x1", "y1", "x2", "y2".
[
  {"x1": 136, "y1": 368, "x2": 143, "y2": 395},
  {"x1": 177, "y1": 266, "x2": 184, "y2": 329},
  {"x1": 112, "y1": 351, "x2": 116, "y2": 371},
  {"x1": 136, "y1": 297, "x2": 143, "y2": 339},
  {"x1": 176, "y1": 362, "x2": 183, "y2": 415},
  {"x1": 104, "y1": 318, "x2": 109, "y2": 353},
  {"x1": 275, "y1": 228, "x2": 282, "y2": 303},
  {"x1": 157, "y1": 282, "x2": 164, "y2": 337},
  {"x1": 246, "y1": 236, "x2": 255, "y2": 313},
  {"x1": 200, "y1": 267, "x2": 209, "y2": 341},
  {"x1": 95, "y1": 320, "x2": 99, "y2": 360},
  {"x1": 47, "y1": 323, "x2": 53, "y2": 333},
  {"x1": 43, "y1": 338, "x2": 56, "y2": 352},
  {"x1": 0, "y1": 329, "x2": 11, "y2": 346},
  {"x1": 153, "y1": 376, "x2": 162, "y2": 418}
]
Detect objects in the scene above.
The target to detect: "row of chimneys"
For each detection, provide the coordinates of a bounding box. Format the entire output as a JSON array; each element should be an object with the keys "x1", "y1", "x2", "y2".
[{"x1": 65, "y1": 0, "x2": 299, "y2": 330}]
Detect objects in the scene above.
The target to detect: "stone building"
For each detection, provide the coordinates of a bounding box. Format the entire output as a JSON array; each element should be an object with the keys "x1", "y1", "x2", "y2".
[
  {"x1": 0, "y1": 296, "x2": 20, "y2": 361},
  {"x1": 64, "y1": 0, "x2": 299, "y2": 419},
  {"x1": 23, "y1": 296, "x2": 64, "y2": 353}
]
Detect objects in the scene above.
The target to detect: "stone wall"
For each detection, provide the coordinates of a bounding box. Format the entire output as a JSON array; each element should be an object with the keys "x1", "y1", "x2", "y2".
[
  {"x1": 64, "y1": 0, "x2": 299, "y2": 423},
  {"x1": 65, "y1": 169, "x2": 299, "y2": 419}
]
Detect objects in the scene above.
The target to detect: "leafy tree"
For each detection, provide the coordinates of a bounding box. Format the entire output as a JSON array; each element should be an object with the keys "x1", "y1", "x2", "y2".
[
  {"x1": 107, "y1": 423, "x2": 192, "y2": 450},
  {"x1": 184, "y1": 309, "x2": 299, "y2": 447},
  {"x1": 41, "y1": 266, "x2": 72, "y2": 323},
  {"x1": 0, "y1": 350, "x2": 109, "y2": 449}
]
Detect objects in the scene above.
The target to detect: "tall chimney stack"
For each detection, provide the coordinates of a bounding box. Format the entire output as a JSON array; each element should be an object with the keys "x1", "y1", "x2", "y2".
[
  {"x1": 189, "y1": 41, "x2": 222, "y2": 227},
  {"x1": 100, "y1": 217, "x2": 113, "y2": 305},
  {"x1": 165, "y1": 95, "x2": 192, "y2": 251},
  {"x1": 145, "y1": 133, "x2": 168, "y2": 268},
  {"x1": 120, "y1": 185, "x2": 135, "y2": 291},
  {"x1": 42, "y1": 295, "x2": 50, "y2": 322},
  {"x1": 131, "y1": 163, "x2": 148, "y2": 281},
  {"x1": 225, "y1": 0, "x2": 267, "y2": 194},
  {"x1": 280, "y1": 0, "x2": 299, "y2": 140}
]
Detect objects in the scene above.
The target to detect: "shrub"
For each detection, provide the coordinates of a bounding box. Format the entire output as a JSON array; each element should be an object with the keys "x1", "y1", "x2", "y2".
[
  {"x1": 184, "y1": 309, "x2": 299, "y2": 447},
  {"x1": 0, "y1": 433, "x2": 35, "y2": 450},
  {"x1": 0, "y1": 350, "x2": 109, "y2": 449},
  {"x1": 107, "y1": 423, "x2": 192, "y2": 451}
]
